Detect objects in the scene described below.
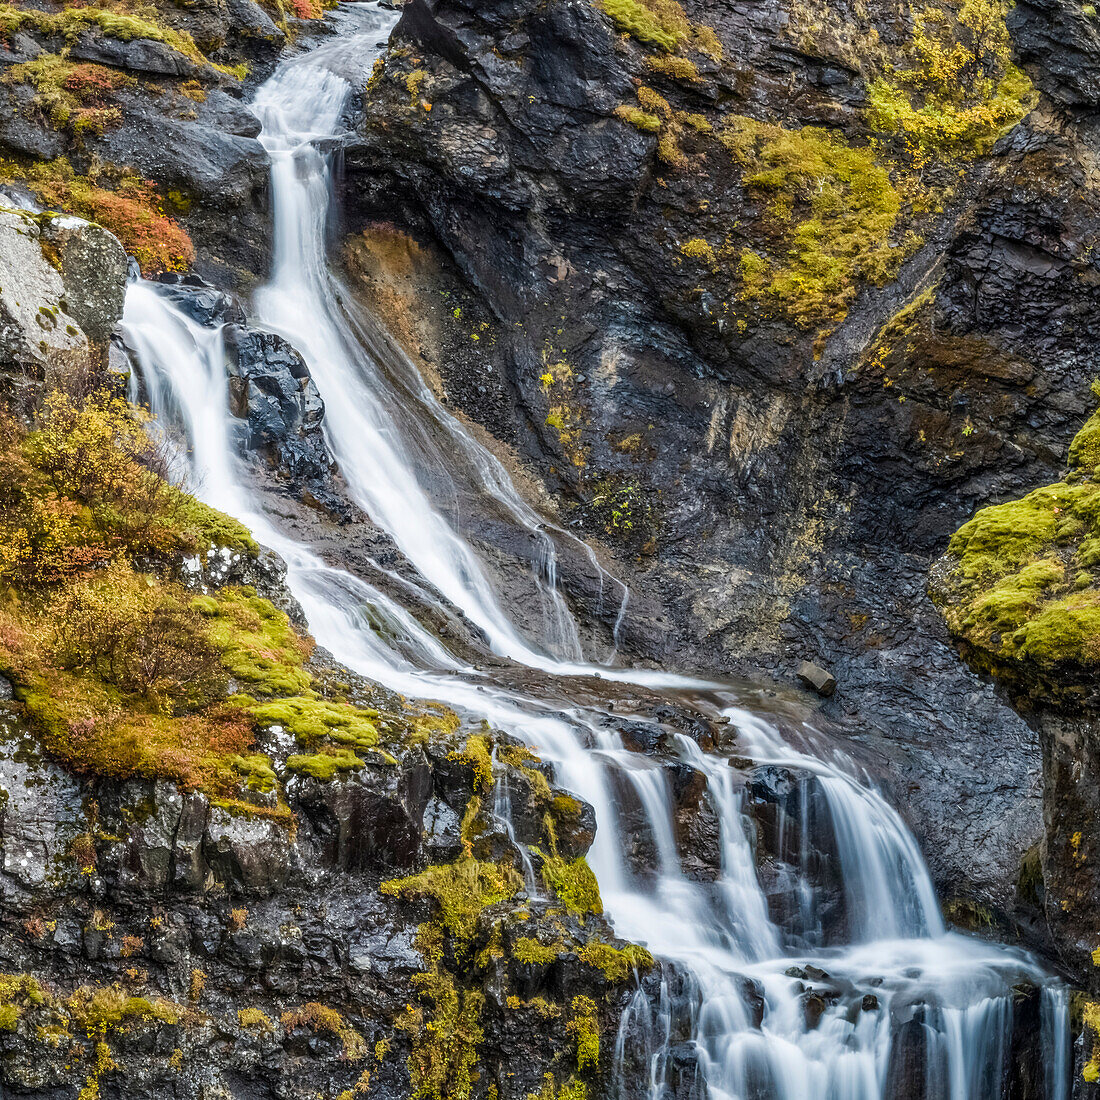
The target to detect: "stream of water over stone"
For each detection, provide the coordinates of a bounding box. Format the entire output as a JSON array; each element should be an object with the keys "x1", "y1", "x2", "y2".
[{"x1": 120, "y1": 6, "x2": 1073, "y2": 1096}]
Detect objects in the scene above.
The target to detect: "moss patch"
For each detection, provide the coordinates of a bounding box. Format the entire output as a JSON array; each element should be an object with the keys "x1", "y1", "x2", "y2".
[
  {"x1": 721, "y1": 117, "x2": 908, "y2": 330},
  {"x1": 935, "y1": 397, "x2": 1100, "y2": 699},
  {"x1": 381, "y1": 859, "x2": 522, "y2": 941}
]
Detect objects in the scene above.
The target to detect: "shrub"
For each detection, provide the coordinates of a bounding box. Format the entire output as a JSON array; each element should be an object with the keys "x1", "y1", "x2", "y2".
[
  {"x1": 866, "y1": 0, "x2": 1035, "y2": 155},
  {"x1": 8, "y1": 158, "x2": 194, "y2": 274},
  {"x1": 47, "y1": 562, "x2": 226, "y2": 709}
]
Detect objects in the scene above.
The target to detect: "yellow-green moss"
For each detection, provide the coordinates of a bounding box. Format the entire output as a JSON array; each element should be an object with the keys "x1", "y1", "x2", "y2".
[
  {"x1": 936, "y1": 399, "x2": 1100, "y2": 686},
  {"x1": 535, "y1": 850, "x2": 603, "y2": 916},
  {"x1": 566, "y1": 995, "x2": 599, "y2": 1071},
  {"x1": 286, "y1": 747, "x2": 364, "y2": 780},
  {"x1": 680, "y1": 238, "x2": 716, "y2": 264},
  {"x1": 202, "y1": 588, "x2": 313, "y2": 696},
  {"x1": 249, "y1": 694, "x2": 378, "y2": 749},
  {"x1": 527, "y1": 1076, "x2": 589, "y2": 1100},
  {"x1": 452, "y1": 732, "x2": 493, "y2": 792},
  {"x1": 577, "y1": 941, "x2": 654, "y2": 980},
  {"x1": 865, "y1": 0, "x2": 1035, "y2": 156},
  {"x1": 598, "y1": 0, "x2": 682, "y2": 51},
  {"x1": 614, "y1": 105, "x2": 661, "y2": 132},
  {"x1": 0, "y1": 3, "x2": 206, "y2": 65},
  {"x1": 381, "y1": 859, "x2": 522, "y2": 941},
  {"x1": 722, "y1": 117, "x2": 906, "y2": 329},
  {"x1": 237, "y1": 1007, "x2": 273, "y2": 1030},
  {"x1": 514, "y1": 937, "x2": 560, "y2": 965},
  {"x1": 645, "y1": 54, "x2": 700, "y2": 81},
  {"x1": 397, "y1": 923, "x2": 485, "y2": 1100}
]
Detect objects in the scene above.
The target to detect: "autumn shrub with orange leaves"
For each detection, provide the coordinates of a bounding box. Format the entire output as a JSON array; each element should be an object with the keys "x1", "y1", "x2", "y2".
[{"x1": 1, "y1": 157, "x2": 194, "y2": 274}]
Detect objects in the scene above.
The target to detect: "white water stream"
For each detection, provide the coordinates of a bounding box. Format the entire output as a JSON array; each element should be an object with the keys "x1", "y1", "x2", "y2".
[{"x1": 120, "y1": 7, "x2": 1071, "y2": 1097}]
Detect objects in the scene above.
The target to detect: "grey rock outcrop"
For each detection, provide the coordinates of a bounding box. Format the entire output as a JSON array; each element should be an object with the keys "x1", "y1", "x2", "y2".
[{"x1": 0, "y1": 205, "x2": 127, "y2": 410}]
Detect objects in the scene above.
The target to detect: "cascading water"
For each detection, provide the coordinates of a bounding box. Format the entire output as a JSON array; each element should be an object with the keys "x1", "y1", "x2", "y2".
[{"x1": 120, "y1": 6, "x2": 1072, "y2": 1097}]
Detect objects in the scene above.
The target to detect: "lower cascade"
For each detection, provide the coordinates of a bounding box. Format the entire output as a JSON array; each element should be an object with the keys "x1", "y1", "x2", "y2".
[{"x1": 117, "y1": 5, "x2": 1072, "y2": 1098}]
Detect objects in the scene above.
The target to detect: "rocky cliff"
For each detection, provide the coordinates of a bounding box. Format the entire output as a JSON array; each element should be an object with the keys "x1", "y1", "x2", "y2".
[
  {"x1": 336, "y1": 0, "x2": 1100, "y2": 970},
  {"x1": 4, "y1": 0, "x2": 1100, "y2": 1092}
]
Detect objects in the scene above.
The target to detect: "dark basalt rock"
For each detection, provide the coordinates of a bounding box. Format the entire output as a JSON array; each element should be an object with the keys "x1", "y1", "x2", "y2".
[
  {"x1": 223, "y1": 322, "x2": 329, "y2": 480},
  {"x1": 294, "y1": 757, "x2": 433, "y2": 874},
  {"x1": 153, "y1": 271, "x2": 247, "y2": 328},
  {"x1": 746, "y1": 765, "x2": 848, "y2": 945},
  {"x1": 68, "y1": 32, "x2": 201, "y2": 76},
  {"x1": 337, "y1": 0, "x2": 1100, "y2": 970}
]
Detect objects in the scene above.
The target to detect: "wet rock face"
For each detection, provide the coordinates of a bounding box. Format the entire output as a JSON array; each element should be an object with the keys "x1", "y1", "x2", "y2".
[
  {"x1": 340, "y1": 0, "x2": 1100, "y2": 952},
  {"x1": 130, "y1": 277, "x2": 335, "y2": 503},
  {"x1": 745, "y1": 766, "x2": 847, "y2": 946},
  {"x1": 0, "y1": 207, "x2": 127, "y2": 410},
  {"x1": 224, "y1": 323, "x2": 329, "y2": 481}
]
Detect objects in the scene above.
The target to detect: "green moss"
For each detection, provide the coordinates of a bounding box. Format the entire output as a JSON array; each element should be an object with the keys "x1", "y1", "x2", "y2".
[
  {"x1": 169, "y1": 492, "x2": 258, "y2": 555},
  {"x1": 1070, "y1": 407, "x2": 1100, "y2": 471},
  {"x1": 577, "y1": 941, "x2": 654, "y2": 981},
  {"x1": 680, "y1": 238, "x2": 716, "y2": 265},
  {"x1": 946, "y1": 482, "x2": 1100, "y2": 584},
  {"x1": 535, "y1": 850, "x2": 603, "y2": 916},
  {"x1": 0, "y1": 4, "x2": 206, "y2": 66},
  {"x1": 721, "y1": 117, "x2": 907, "y2": 329},
  {"x1": 566, "y1": 995, "x2": 599, "y2": 1071},
  {"x1": 514, "y1": 937, "x2": 560, "y2": 965},
  {"x1": 936, "y1": 397, "x2": 1100, "y2": 693},
  {"x1": 250, "y1": 694, "x2": 378, "y2": 749},
  {"x1": 614, "y1": 105, "x2": 661, "y2": 132},
  {"x1": 451, "y1": 732, "x2": 493, "y2": 792},
  {"x1": 381, "y1": 859, "x2": 522, "y2": 941},
  {"x1": 286, "y1": 747, "x2": 364, "y2": 780},
  {"x1": 645, "y1": 54, "x2": 700, "y2": 81},
  {"x1": 598, "y1": 0, "x2": 682, "y2": 51},
  {"x1": 527, "y1": 1077, "x2": 589, "y2": 1100},
  {"x1": 204, "y1": 588, "x2": 312, "y2": 696},
  {"x1": 867, "y1": 70, "x2": 1034, "y2": 155},
  {"x1": 398, "y1": 923, "x2": 485, "y2": 1100}
]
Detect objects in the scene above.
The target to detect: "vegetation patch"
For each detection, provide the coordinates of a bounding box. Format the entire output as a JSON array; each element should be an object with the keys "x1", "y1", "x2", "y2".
[
  {"x1": 3, "y1": 52, "x2": 134, "y2": 136},
  {"x1": 934, "y1": 390, "x2": 1100, "y2": 698},
  {"x1": 1, "y1": 157, "x2": 195, "y2": 274},
  {"x1": 0, "y1": 2, "x2": 206, "y2": 65},
  {"x1": 866, "y1": 0, "x2": 1035, "y2": 155},
  {"x1": 597, "y1": 0, "x2": 721, "y2": 58},
  {"x1": 534, "y1": 849, "x2": 603, "y2": 916},
  {"x1": 721, "y1": 117, "x2": 909, "y2": 329},
  {"x1": 382, "y1": 859, "x2": 522, "y2": 941},
  {"x1": 281, "y1": 1003, "x2": 368, "y2": 1060}
]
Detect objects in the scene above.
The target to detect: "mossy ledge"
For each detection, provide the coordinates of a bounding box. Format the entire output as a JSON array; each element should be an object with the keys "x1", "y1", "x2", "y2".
[{"x1": 932, "y1": 391, "x2": 1100, "y2": 705}]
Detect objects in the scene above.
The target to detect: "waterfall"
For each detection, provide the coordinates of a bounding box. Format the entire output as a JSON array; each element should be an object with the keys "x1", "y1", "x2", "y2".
[{"x1": 119, "y1": 5, "x2": 1071, "y2": 1097}]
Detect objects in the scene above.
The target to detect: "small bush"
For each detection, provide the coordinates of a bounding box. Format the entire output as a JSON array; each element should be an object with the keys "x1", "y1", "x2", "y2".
[{"x1": 7, "y1": 158, "x2": 194, "y2": 274}]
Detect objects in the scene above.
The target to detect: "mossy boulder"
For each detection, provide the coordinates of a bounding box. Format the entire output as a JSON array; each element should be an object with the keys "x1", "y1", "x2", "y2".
[{"x1": 932, "y1": 399, "x2": 1100, "y2": 705}]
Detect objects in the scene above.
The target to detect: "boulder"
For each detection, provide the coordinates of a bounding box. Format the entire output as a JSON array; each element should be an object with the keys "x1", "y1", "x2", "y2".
[
  {"x1": 153, "y1": 271, "x2": 246, "y2": 328},
  {"x1": 68, "y1": 32, "x2": 200, "y2": 77},
  {"x1": 223, "y1": 322, "x2": 328, "y2": 478},
  {"x1": 797, "y1": 661, "x2": 838, "y2": 698},
  {"x1": 41, "y1": 215, "x2": 128, "y2": 347},
  {"x1": 0, "y1": 206, "x2": 126, "y2": 410}
]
